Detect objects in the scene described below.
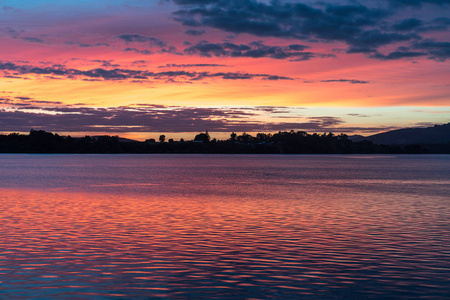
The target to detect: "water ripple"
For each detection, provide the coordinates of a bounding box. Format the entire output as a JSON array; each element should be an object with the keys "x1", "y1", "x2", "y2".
[{"x1": 0, "y1": 155, "x2": 449, "y2": 299}]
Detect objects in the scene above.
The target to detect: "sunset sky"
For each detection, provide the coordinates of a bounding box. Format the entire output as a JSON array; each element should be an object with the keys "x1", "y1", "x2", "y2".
[{"x1": 0, "y1": 0, "x2": 449, "y2": 140}]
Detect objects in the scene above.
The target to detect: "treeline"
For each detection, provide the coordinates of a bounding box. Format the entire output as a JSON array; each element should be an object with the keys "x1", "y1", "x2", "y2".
[{"x1": 0, "y1": 129, "x2": 448, "y2": 154}]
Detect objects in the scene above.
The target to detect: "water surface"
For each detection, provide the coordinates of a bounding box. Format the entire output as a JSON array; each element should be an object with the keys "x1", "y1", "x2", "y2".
[{"x1": 1, "y1": 154, "x2": 449, "y2": 299}]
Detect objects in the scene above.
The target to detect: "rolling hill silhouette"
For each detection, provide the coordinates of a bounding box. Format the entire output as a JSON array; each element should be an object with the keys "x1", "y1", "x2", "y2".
[{"x1": 352, "y1": 123, "x2": 450, "y2": 145}]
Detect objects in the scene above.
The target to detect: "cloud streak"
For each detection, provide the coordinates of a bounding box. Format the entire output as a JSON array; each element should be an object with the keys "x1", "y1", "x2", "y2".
[
  {"x1": 320, "y1": 79, "x2": 370, "y2": 84},
  {"x1": 0, "y1": 104, "x2": 392, "y2": 134},
  {"x1": 0, "y1": 61, "x2": 294, "y2": 82},
  {"x1": 184, "y1": 41, "x2": 325, "y2": 60},
  {"x1": 0, "y1": 104, "x2": 334, "y2": 133}
]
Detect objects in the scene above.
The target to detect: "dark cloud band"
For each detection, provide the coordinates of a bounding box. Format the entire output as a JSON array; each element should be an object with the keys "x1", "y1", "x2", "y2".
[
  {"x1": 0, "y1": 61, "x2": 294, "y2": 82},
  {"x1": 0, "y1": 104, "x2": 345, "y2": 133},
  {"x1": 171, "y1": 0, "x2": 450, "y2": 61}
]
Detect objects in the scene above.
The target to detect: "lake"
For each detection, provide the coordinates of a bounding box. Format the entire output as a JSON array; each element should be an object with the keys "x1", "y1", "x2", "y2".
[{"x1": 1, "y1": 154, "x2": 449, "y2": 299}]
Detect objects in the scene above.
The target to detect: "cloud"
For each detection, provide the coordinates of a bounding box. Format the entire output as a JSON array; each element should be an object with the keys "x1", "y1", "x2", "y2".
[
  {"x1": 370, "y1": 50, "x2": 427, "y2": 60},
  {"x1": 22, "y1": 37, "x2": 45, "y2": 43},
  {"x1": 391, "y1": 17, "x2": 450, "y2": 33},
  {"x1": 65, "y1": 41, "x2": 110, "y2": 48},
  {"x1": 159, "y1": 63, "x2": 228, "y2": 68},
  {"x1": 412, "y1": 40, "x2": 450, "y2": 61},
  {"x1": 370, "y1": 39, "x2": 450, "y2": 61},
  {"x1": 347, "y1": 113, "x2": 370, "y2": 118},
  {"x1": 2, "y1": 6, "x2": 14, "y2": 11},
  {"x1": 0, "y1": 28, "x2": 49, "y2": 45},
  {"x1": 184, "y1": 29, "x2": 206, "y2": 36},
  {"x1": 184, "y1": 40, "x2": 320, "y2": 60},
  {"x1": 0, "y1": 27, "x2": 48, "y2": 44},
  {"x1": 0, "y1": 104, "x2": 355, "y2": 133},
  {"x1": 0, "y1": 95, "x2": 63, "y2": 106},
  {"x1": 91, "y1": 60, "x2": 120, "y2": 68},
  {"x1": 392, "y1": 18, "x2": 423, "y2": 31},
  {"x1": 346, "y1": 30, "x2": 420, "y2": 53},
  {"x1": 2, "y1": 6, "x2": 20, "y2": 13},
  {"x1": 429, "y1": 17, "x2": 450, "y2": 31},
  {"x1": 0, "y1": 61, "x2": 293, "y2": 82},
  {"x1": 170, "y1": 0, "x2": 449, "y2": 61},
  {"x1": 124, "y1": 47, "x2": 153, "y2": 55},
  {"x1": 307, "y1": 116, "x2": 343, "y2": 127},
  {"x1": 387, "y1": 0, "x2": 450, "y2": 7},
  {"x1": 320, "y1": 79, "x2": 370, "y2": 84},
  {"x1": 0, "y1": 27, "x2": 24, "y2": 38},
  {"x1": 124, "y1": 45, "x2": 178, "y2": 55},
  {"x1": 265, "y1": 75, "x2": 293, "y2": 81},
  {"x1": 117, "y1": 34, "x2": 167, "y2": 47},
  {"x1": 117, "y1": 34, "x2": 181, "y2": 54},
  {"x1": 172, "y1": 1, "x2": 389, "y2": 45}
]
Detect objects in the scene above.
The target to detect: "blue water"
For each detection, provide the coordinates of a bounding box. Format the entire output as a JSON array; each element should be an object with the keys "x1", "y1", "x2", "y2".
[{"x1": 0, "y1": 154, "x2": 449, "y2": 299}]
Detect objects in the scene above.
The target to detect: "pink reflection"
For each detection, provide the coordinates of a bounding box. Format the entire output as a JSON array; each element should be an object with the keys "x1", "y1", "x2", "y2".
[{"x1": 1, "y1": 182, "x2": 449, "y2": 299}]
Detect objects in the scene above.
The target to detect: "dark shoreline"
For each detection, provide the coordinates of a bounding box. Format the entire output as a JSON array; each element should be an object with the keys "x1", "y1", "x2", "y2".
[{"x1": 1, "y1": 130, "x2": 449, "y2": 154}]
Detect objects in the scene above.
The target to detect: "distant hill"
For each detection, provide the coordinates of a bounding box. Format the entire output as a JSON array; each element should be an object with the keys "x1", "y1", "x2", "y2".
[{"x1": 352, "y1": 123, "x2": 450, "y2": 145}]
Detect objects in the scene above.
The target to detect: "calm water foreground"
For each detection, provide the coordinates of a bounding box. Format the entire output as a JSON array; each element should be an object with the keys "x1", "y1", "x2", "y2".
[{"x1": 0, "y1": 154, "x2": 449, "y2": 299}]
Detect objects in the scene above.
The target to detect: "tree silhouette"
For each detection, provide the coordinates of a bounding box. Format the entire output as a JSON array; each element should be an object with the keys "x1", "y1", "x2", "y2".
[
  {"x1": 194, "y1": 131, "x2": 210, "y2": 143},
  {"x1": 0, "y1": 129, "x2": 443, "y2": 154},
  {"x1": 230, "y1": 132, "x2": 237, "y2": 142}
]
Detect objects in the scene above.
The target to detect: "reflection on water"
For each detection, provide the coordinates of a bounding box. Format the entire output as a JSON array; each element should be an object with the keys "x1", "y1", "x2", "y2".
[{"x1": 0, "y1": 154, "x2": 449, "y2": 299}]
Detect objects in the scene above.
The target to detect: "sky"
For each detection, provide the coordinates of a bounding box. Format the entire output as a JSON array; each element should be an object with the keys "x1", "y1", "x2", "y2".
[{"x1": 0, "y1": 0, "x2": 449, "y2": 140}]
